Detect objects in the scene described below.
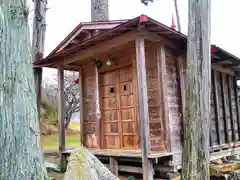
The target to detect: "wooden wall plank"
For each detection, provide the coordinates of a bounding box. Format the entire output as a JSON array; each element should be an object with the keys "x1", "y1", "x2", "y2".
[
  {"x1": 176, "y1": 56, "x2": 185, "y2": 147},
  {"x1": 132, "y1": 53, "x2": 140, "y2": 149},
  {"x1": 212, "y1": 70, "x2": 221, "y2": 144},
  {"x1": 227, "y1": 75, "x2": 236, "y2": 141},
  {"x1": 157, "y1": 45, "x2": 171, "y2": 152},
  {"x1": 220, "y1": 73, "x2": 230, "y2": 143},
  {"x1": 82, "y1": 65, "x2": 100, "y2": 149},
  {"x1": 146, "y1": 45, "x2": 165, "y2": 152},
  {"x1": 135, "y1": 38, "x2": 153, "y2": 180},
  {"x1": 233, "y1": 76, "x2": 240, "y2": 139},
  {"x1": 229, "y1": 76, "x2": 239, "y2": 141}
]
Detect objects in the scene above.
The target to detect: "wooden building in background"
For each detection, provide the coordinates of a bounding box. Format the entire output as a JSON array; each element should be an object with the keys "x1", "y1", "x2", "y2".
[{"x1": 34, "y1": 15, "x2": 240, "y2": 179}]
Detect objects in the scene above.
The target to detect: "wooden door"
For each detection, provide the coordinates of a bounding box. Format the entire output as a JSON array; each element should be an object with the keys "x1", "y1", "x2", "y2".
[
  {"x1": 119, "y1": 66, "x2": 138, "y2": 148},
  {"x1": 100, "y1": 66, "x2": 138, "y2": 149},
  {"x1": 100, "y1": 70, "x2": 120, "y2": 149}
]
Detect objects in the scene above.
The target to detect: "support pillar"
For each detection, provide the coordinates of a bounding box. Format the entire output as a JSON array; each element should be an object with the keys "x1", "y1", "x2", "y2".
[
  {"x1": 58, "y1": 67, "x2": 66, "y2": 170},
  {"x1": 135, "y1": 38, "x2": 154, "y2": 180},
  {"x1": 79, "y1": 68, "x2": 84, "y2": 145}
]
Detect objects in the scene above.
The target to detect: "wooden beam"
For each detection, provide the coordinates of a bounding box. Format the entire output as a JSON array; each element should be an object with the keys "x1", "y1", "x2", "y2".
[
  {"x1": 58, "y1": 67, "x2": 66, "y2": 169},
  {"x1": 233, "y1": 76, "x2": 240, "y2": 139},
  {"x1": 176, "y1": 56, "x2": 185, "y2": 146},
  {"x1": 212, "y1": 70, "x2": 222, "y2": 145},
  {"x1": 220, "y1": 73, "x2": 230, "y2": 143},
  {"x1": 211, "y1": 64, "x2": 235, "y2": 76},
  {"x1": 56, "y1": 23, "x2": 122, "y2": 53},
  {"x1": 140, "y1": 30, "x2": 175, "y2": 48},
  {"x1": 227, "y1": 75, "x2": 236, "y2": 141},
  {"x1": 63, "y1": 30, "x2": 140, "y2": 65},
  {"x1": 157, "y1": 45, "x2": 171, "y2": 152},
  {"x1": 79, "y1": 68, "x2": 84, "y2": 145},
  {"x1": 135, "y1": 38, "x2": 154, "y2": 180}
]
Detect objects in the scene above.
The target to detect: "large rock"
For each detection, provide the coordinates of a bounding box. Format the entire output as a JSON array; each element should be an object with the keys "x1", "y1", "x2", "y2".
[{"x1": 64, "y1": 147, "x2": 119, "y2": 180}]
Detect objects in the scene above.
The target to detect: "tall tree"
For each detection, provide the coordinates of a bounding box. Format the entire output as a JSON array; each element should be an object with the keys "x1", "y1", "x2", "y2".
[
  {"x1": 0, "y1": 0, "x2": 48, "y2": 179},
  {"x1": 181, "y1": 0, "x2": 211, "y2": 179},
  {"x1": 32, "y1": 0, "x2": 47, "y2": 120},
  {"x1": 173, "y1": 0, "x2": 181, "y2": 32},
  {"x1": 91, "y1": 0, "x2": 109, "y2": 21}
]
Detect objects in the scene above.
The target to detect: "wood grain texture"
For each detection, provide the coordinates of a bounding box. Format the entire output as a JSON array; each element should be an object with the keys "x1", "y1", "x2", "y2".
[
  {"x1": 181, "y1": 0, "x2": 211, "y2": 179},
  {"x1": 58, "y1": 68, "x2": 65, "y2": 153},
  {"x1": 146, "y1": 45, "x2": 165, "y2": 152},
  {"x1": 135, "y1": 38, "x2": 153, "y2": 180}
]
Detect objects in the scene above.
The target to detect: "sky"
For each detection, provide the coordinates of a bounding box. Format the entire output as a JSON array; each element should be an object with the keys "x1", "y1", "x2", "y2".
[{"x1": 27, "y1": 0, "x2": 240, "y2": 79}]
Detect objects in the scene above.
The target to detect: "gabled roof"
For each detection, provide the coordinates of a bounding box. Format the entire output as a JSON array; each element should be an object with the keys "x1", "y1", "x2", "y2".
[
  {"x1": 48, "y1": 19, "x2": 127, "y2": 57},
  {"x1": 35, "y1": 15, "x2": 240, "y2": 71},
  {"x1": 35, "y1": 15, "x2": 186, "y2": 66}
]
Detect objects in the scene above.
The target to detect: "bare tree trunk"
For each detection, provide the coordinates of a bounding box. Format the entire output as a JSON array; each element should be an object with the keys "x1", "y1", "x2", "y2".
[
  {"x1": 91, "y1": 0, "x2": 109, "y2": 21},
  {"x1": 32, "y1": 0, "x2": 47, "y2": 120},
  {"x1": 0, "y1": 0, "x2": 48, "y2": 179},
  {"x1": 181, "y1": 0, "x2": 211, "y2": 180},
  {"x1": 173, "y1": 0, "x2": 181, "y2": 32}
]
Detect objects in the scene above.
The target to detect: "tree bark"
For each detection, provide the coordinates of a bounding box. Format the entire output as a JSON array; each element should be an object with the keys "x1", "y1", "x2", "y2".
[
  {"x1": 32, "y1": 0, "x2": 47, "y2": 120},
  {"x1": 0, "y1": 1, "x2": 48, "y2": 179},
  {"x1": 91, "y1": 0, "x2": 109, "y2": 21},
  {"x1": 181, "y1": 0, "x2": 211, "y2": 180},
  {"x1": 173, "y1": 0, "x2": 181, "y2": 32}
]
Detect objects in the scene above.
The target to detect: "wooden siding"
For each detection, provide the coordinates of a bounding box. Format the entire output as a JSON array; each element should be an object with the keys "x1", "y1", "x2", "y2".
[
  {"x1": 210, "y1": 71, "x2": 240, "y2": 146},
  {"x1": 145, "y1": 45, "x2": 165, "y2": 152},
  {"x1": 165, "y1": 51, "x2": 182, "y2": 152},
  {"x1": 82, "y1": 64, "x2": 100, "y2": 149},
  {"x1": 170, "y1": 55, "x2": 240, "y2": 152},
  {"x1": 80, "y1": 41, "x2": 240, "y2": 153},
  {"x1": 145, "y1": 44, "x2": 182, "y2": 152}
]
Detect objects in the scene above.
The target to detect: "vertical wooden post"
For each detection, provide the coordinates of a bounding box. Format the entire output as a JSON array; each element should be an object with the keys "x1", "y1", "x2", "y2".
[
  {"x1": 58, "y1": 67, "x2": 66, "y2": 169},
  {"x1": 109, "y1": 157, "x2": 119, "y2": 176},
  {"x1": 227, "y1": 75, "x2": 235, "y2": 141},
  {"x1": 95, "y1": 66, "x2": 101, "y2": 149},
  {"x1": 79, "y1": 68, "x2": 84, "y2": 145},
  {"x1": 212, "y1": 70, "x2": 221, "y2": 144},
  {"x1": 233, "y1": 76, "x2": 240, "y2": 139},
  {"x1": 135, "y1": 38, "x2": 154, "y2": 180},
  {"x1": 176, "y1": 56, "x2": 185, "y2": 148},
  {"x1": 220, "y1": 73, "x2": 230, "y2": 143},
  {"x1": 157, "y1": 45, "x2": 171, "y2": 151}
]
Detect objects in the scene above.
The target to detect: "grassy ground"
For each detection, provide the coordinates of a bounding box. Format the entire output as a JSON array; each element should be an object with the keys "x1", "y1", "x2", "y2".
[
  {"x1": 42, "y1": 122, "x2": 129, "y2": 179},
  {"x1": 41, "y1": 122, "x2": 81, "y2": 151},
  {"x1": 41, "y1": 133, "x2": 80, "y2": 151}
]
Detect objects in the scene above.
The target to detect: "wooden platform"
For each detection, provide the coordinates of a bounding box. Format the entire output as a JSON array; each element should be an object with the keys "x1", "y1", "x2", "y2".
[
  {"x1": 62, "y1": 149, "x2": 174, "y2": 159},
  {"x1": 58, "y1": 146, "x2": 240, "y2": 179}
]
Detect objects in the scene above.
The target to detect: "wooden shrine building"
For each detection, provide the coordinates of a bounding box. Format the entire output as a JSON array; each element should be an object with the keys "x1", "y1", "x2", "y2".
[{"x1": 34, "y1": 15, "x2": 240, "y2": 179}]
